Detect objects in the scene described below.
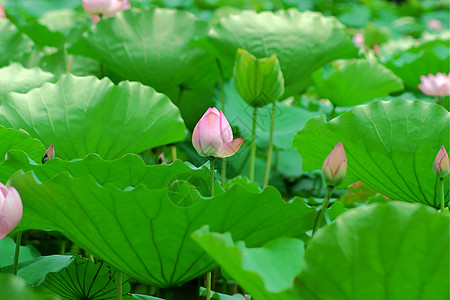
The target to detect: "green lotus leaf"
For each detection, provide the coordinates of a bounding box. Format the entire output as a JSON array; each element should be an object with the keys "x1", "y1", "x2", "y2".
[
  {"x1": 292, "y1": 99, "x2": 449, "y2": 208},
  {"x1": 0, "y1": 74, "x2": 186, "y2": 160},
  {"x1": 193, "y1": 227, "x2": 304, "y2": 300},
  {"x1": 0, "y1": 19, "x2": 34, "y2": 67},
  {"x1": 298, "y1": 201, "x2": 449, "y2": 299},
  {"x1": 313, "y1": 59, "x2": 404, "y2": 107},
  {"x1": 34, "y1": 256, "x2": 132, "y2": 300},
  {"x1": 208, "y1": 9, "x2": 358, "y2": 98},
  {"x1": 0, "y1": 126, "x2": 45, "y2": 164},
  {"x1": 1, "y1": 255, "x2": 73, "y2": 287},
  {"x1": 0, "y1": 274, "x2": 60, "y2": 300},
  {"x1": 0, "y1": 237, "x2": 40, "y2": 268},
  {"x1": 194, "y1": 201, "x2": 449, "y2": 300},
  {"x1": 10, "y1": 157, "x2": 316, "y2": 287},
  {"x1": 0, "y1": 63, "x2": 55, "y2": 99},
  {"x1": 384, "y1": 39, "x2": 450, "y2": 90},
  {"x1": 71, "y1": 8, "x2": 219, "y2": 92}
]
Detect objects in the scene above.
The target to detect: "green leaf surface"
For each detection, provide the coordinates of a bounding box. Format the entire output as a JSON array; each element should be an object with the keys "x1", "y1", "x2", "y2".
[
  {"x1": 193, "y1": 227, "x2": 304, "y2": 300},
  {"x1": 1, "y1": 255, "x2": 72, "y2": 288},
  {"x1": 199, "y1": 287, "x2": 247, "y2": 299},
  {"x1": 233, "y1": 49, "x2": 284, "y2": 107},
  {"x1": 0, "y1": 273, "x2": 60, "y2": 300},
  {"x1": 0, "y1": 237, "x2": 40, "y2": 268},
  {"x1": 35, "y1": 256, "x2": 132, "y2": 300},
  {"x1": 0, "y1": 63, "x2": 55, "y2": 99},
  {"x1": 293, "y1": 99, "x2": 449, "y2": 208},
  {"x1": 298, "y1": 201, "x2": 450, "y2": 300},
  {"x1": 0, "y1": 126, "x2": 45, "y2": 164},
  {"x1": 132, "y1": 295, "x2": 164, "y2": 300},
  {"x1": 0, "y1": 19, "x2": 34, "y2": 67},
  {"x1": 0, "y1": 74, "x2": 186, "y2": 160},
  {"x1": 313, "y1": 59, "x2": 404, "y2": 107},
  {"x1": 10, "y1": 157, "x2": 316, "y2": 288},
  {"x1": 384, "y1": 39, "x2": 450, "y2": 90},
  {"x1": 208, "y1": 9, "x2": 357, "y2": 98},
  {"x1": 194, "y1": 202, "x2": 449, "y2": 300},
  {"x1": 71, "y1": 8, "x2": 219, "y2": 92}
]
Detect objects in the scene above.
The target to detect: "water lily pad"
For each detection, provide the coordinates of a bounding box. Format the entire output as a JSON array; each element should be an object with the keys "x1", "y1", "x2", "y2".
[
  {"x1": 10, "y1": 156, "x2": 316, "y2": 287},
  {"x1": 208, "y1": 9, "x2": 357, "y2": 98},
  {"x1": 292, "y1": 99, "x2": 449, "y2": 208},
  {"x1": 0, "y1": 74, "x2": 186, "y2": 160}
]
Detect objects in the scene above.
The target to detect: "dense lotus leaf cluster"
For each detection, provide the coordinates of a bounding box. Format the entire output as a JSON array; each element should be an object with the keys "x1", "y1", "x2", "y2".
[{"x1": 0, "y1": 0, "x2": 448, "y2": 299}]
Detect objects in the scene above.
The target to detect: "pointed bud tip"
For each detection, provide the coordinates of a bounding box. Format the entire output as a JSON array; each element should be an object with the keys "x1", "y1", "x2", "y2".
[{"x1": 322, "y1": 141, "x2": 347, "y2": 187}]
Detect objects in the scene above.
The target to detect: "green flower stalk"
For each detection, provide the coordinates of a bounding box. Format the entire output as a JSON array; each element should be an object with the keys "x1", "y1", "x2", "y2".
[
  {"x1": 313, "y1": 142, "x2": 347, "y2": 235},
  {"x1": 433, "y1": 146, "x2": 449, "y2": 213}
]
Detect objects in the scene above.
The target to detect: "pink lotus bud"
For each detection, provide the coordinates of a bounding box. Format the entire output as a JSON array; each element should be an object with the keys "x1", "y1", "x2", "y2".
[
  {"x1": 427, "y1": 19, "x2": 442, "y2": 31},
  {"x1": 192, "y1": 107, "x2": 244, "y2": 158},
  {"x1": 42, "y1": 144, "x2": 55, "y2": 164},
  {"x1": 352, "y1": 33, "x2": 364, "y2": 48},
  {"x1": 82, "y1": 0, "x2": 130, "y2": 23},
  {"x1": 0, "y1": 183, "x2": 23, "y2": 240},
  {"x1": 322, "y1": 141, "x2": 347, "y2": 187},
  {"x1": 418, "y1": 72, "x2": 450, "y2": 97},
  {"x1": 0, "y1": 3, "x2": 5, "y2": 18},
  {"x1": 433, "y1": 146, "x2": 449, "y2": 179}
]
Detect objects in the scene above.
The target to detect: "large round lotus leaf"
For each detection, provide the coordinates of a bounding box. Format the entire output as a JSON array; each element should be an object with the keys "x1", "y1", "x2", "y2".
[
  {"x1": 313, "y1": 59, "x2": 404, "y2": 107},
  {"x1": 0, "y1": 74, "x2": 186, "y2": 160},
  {"x1": 0, "y1": 274, "x2": 59, "y2": 300},
  {"x1": 208, "y1": 9, "x2": 358, "y2": 98},
  {"x1": 292, "y1": 99, "x2": 449, "y2": 208},
  {"x1": 0, "y1": 63, "x2": 55, "y2": 99},
  {"x1": 194, "y1": 201, "x2": 449, "y2": 300},
  {"x1": 0, "y1": 19, "x2": 34, "y2": 67},
  {"x1": 0, "y1": 127, "x2": 45, "y2": 164},
  {"x1": 299, "y1": 201, "x2": 449, "y2": 300},
  {"x1": 384, "y1": 39, "x2": 450, "y2": 90},
  {"x1": 10, "y1": 157, "x2": 317, "y2": 288},
  {"x1": 71, "y1": 8, "x2": 219, "y2": 92}
]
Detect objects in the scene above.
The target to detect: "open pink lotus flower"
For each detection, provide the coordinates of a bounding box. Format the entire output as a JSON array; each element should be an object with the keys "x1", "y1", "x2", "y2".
[
  {"x1": 433, "y1": 146, "x2": 449, "y2": 179},
  {"x1": 0, "y1": 183, "x2": 23, "y2": 240},
  {"x1": 192, "y1": 107, "x2": 244, "y2": 158},
  {"x1": 418, "y1": 73, "x2": 450, "y2": 97},
  {"x1": 322, "y1": 141, "x2": 347, "y2": 187},
  {"x1": 82, "y1": 0, "x2": 130, "y2": 23}
]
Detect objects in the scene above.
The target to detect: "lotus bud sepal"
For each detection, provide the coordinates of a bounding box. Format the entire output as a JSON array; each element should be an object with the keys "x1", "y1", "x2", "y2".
[{"x1": 322, "y1": 141, "x2": 347, "y2": 187}]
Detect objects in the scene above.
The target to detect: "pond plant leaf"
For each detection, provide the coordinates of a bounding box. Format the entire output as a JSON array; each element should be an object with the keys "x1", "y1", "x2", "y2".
[
  {"x1": 10, "y1": 156, "x2": 316, "y2": 287},
  {"x1": 0, "y1": 74, "x2": 186, "y2": 160},
  {"x1": 293, "y1": 99, "x2": 449, "y2": 208},
  {"x1": 208, "y1": 9, "x2": 357, "y2": 98}
]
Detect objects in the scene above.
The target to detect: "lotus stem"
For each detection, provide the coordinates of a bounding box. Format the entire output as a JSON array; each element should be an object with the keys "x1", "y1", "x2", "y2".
[
  {"x1": 171, "y1": 145, "x2": 177, "y2": 161},
  {"x1": 440, "y1": 178, "x2": 446, "y2": 214},
  {"x1": 206, "y1": 157, "x2": 216, "y2": 300},
  {"x1": 312, "y1": 186, "x2": 334, "y2": 236},
  {"x1": 263, "y1": 102, "x2": 276, "y2": 188},
  {"x1": 249, "y1": 106, "x2": 258, "y2": 181},
  {"x1": 217, "y1": 59, "x2": 227, "y2": 188},
  {"x1": 13, "y1": 231, "x2": 22, "y2": 275},
  {"x1": 116, "y1": 270, "x2": 122, "y2": 300}
]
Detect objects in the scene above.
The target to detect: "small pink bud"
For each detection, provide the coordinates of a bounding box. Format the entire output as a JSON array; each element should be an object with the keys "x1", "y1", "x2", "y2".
[
  {"x1": 192, "y1": 107, "x2": 244, "y2": 158},
  {"x1": 42, "y1": 144, "x2": 55, "y2": 164},
  {"x1": 433, "y1": 146, "x2": 449, "y2": 179},
  {"x1": 0, "y1": 183, "x2": 23, "y2": 240},
  {"x1": 427, "y1": 19, "x2": 442, "y2": 31},
  {"x1": 352, "y1": 33, "x2": 364, "y2": 48},
  {"x1": 0, "y1": 3, "x2": 5, "y2": 18},
  {"x1": 322, "y1": 142, "x2": 347, "y2": 187},
  {"x1": 418, "y1": 72, "x2": 450, "y2": 97},
  {"x1": 82, "y1": 0, "x2": 130, "y2": 23}
]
